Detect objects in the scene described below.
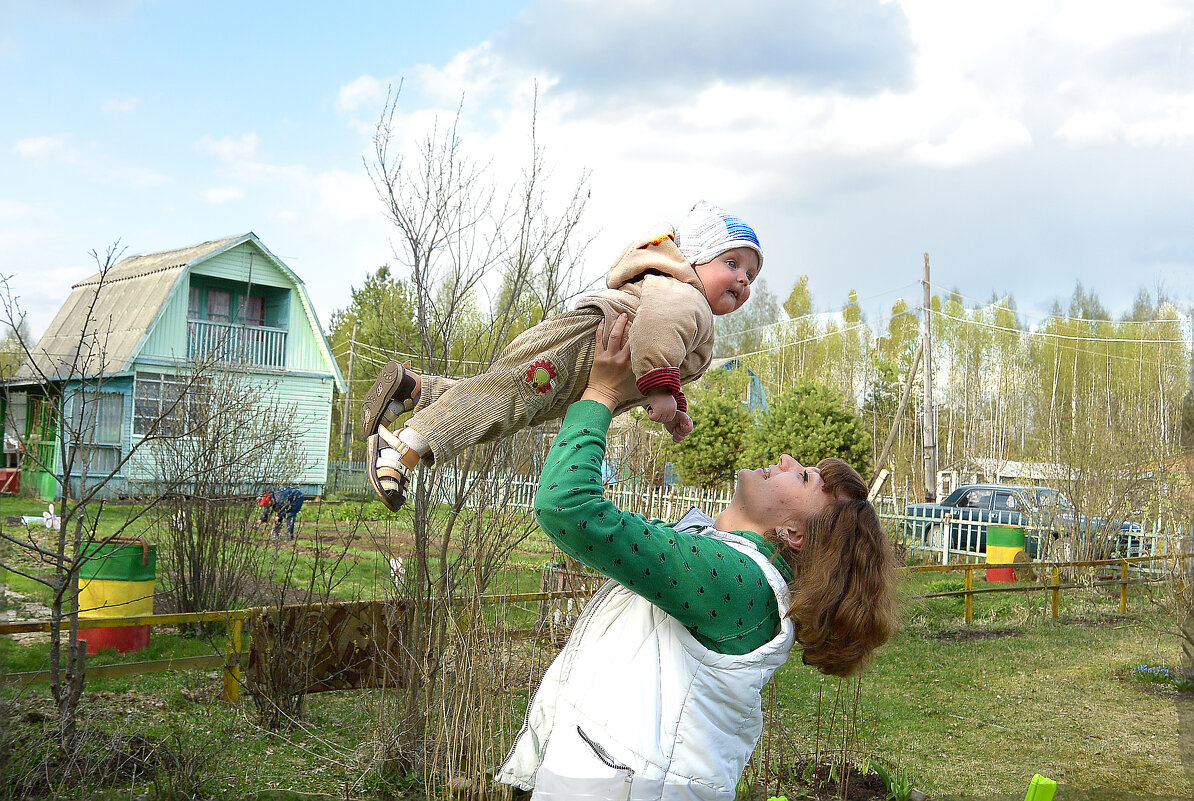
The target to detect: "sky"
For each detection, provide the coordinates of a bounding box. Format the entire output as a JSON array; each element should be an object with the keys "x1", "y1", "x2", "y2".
[{"x1": 3, "y1": 0, "x2": 1194, "y2": 343}]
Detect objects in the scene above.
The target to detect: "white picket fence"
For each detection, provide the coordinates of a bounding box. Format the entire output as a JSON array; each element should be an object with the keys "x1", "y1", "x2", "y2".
[
  {"x1": 327, "y1": 460, "x2": 733, "y2": 521},
  {"x1": 328, "y1": 462, "x2": 1186, "y2": 575}
]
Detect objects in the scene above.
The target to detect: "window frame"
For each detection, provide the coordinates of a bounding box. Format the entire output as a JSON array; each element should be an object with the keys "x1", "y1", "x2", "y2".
[
  {"x1": 68, "y1": 390, "x2": 124, "y2": 476},
  {"x1": 133, "y1": 372, "x2": 211, "y2": 437}
]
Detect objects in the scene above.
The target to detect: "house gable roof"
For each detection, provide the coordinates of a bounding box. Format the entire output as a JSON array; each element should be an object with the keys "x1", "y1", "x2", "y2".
[{"x1": 18, "y1": 233, "x2": 344, "y2": 391}]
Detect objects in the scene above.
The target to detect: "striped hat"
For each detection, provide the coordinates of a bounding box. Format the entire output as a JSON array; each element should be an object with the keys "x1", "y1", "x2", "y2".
[{"x1": 675, "y1": 200, "x2": 763, "y2": 271}]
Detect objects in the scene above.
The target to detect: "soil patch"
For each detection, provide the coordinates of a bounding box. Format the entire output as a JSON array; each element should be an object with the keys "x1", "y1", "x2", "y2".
[
  {"x1": 931, "y1": 627, "x2": 1025, "y2": 643},
  {"x1": 774, "y1": 758, "x2": 894, "y2": 801}
]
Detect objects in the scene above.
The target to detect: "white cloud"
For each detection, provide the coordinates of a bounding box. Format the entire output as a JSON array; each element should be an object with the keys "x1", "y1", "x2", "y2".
[
  {"x1": 11, "y1": 134, "x2": 166, "y2": 188},
  {"x1": 201, "y1": 185, "x2": 244, "y2": 204},
  {"x1": 907, "y1": 117, "x2": 1033, "y2": 168},
  {"x1": 115, "y1": 164, "x2": 170, "y2": 189},
  {"x1": 196, "y1": 132, "x2": 260, "y2": 163},
  {"x1": 13, "y1": 135, "x2": 74, "y2": 160},
  {"x1": 1050, "y1": 0, "x2": 1189, "y2": 51},
  {"x1": 1056, "y1": 109, "x2": 1125, "y2": 145},
  {"x1": 315, "y1": 169, "x2": 374, "y2": 221},
  {"x1": 336, "y1": 74, "x2": 389, "y2": 114},
  {"x1": 1126, "y1": 93, "x2": 1194, "y2": 145},
  {"x1": 0, "y1": 198, "x2": 38, "y2": 223},
  {"x1": 101, "y1": 95, "x2": 140, "y2": 113}
]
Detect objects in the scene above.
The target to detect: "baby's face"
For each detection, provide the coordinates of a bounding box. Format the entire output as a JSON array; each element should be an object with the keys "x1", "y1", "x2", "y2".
[{"x1": 694, "y1": 247, "x2": 760, "y2": 315}]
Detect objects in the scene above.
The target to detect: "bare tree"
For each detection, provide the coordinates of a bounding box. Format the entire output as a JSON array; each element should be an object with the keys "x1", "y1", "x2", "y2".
[
  {"x1": 142, "y1": 365, "x2": 309, "y2": 618},
  {"x1": 0, "y1": 245, "x2": 211, "y2": 757},
  {"x1": 360, "y1": 86, "x2": 592, "y2": 785}
]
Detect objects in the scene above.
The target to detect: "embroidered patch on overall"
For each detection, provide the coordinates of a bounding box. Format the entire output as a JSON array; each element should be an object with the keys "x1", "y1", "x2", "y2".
[{"x1": 525, "y1": 358, "x2": 558, "y2": 394}]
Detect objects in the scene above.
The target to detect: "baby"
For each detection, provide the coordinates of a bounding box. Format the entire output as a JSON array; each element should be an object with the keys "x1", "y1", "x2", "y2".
[{"x1": 362, "y1": 200, "x2": 762, "y2": 511}]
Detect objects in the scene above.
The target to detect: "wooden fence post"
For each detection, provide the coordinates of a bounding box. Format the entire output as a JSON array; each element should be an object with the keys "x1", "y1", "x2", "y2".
[
  {"x1": 1120, "y1": 561, "x2": 1129, "y2": 613},
  {"x1": 964, "y1": 566, "x2": 973, "y2": 625},
  {"x1": 223, "y1": 616, "x2": 243, "y2": 703},
  {"x1": 1051, "y1": 567, "x2": 1060, "y2": 619}
]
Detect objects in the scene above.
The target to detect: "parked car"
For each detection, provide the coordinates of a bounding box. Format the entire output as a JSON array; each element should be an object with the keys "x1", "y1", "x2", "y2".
[
  {"x1": 902, "y1": 484, "x2": 1075, "y2": 557},
  {"x1": 1111, "y1": 521, "x2": 1153, "y2": 559}
]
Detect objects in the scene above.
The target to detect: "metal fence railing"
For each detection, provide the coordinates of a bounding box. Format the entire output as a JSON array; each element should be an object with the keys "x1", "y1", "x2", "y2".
[{"x1": 891, "y1": 507, "x2": 1187, "y2": 577}]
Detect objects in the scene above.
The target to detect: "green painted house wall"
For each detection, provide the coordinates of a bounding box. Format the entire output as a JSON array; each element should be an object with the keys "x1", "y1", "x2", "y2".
[{"x1": 14, "y1": 234, "x2": 344, "y2": 501}]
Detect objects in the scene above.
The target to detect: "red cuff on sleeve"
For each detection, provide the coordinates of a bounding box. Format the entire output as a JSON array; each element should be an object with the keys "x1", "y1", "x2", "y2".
[
  {"x1": 675, "y1": 391, "x2": 687, "y2": 413},
  {"x1": 636, "y1": 366, "x2": 682, "y2": 397}
]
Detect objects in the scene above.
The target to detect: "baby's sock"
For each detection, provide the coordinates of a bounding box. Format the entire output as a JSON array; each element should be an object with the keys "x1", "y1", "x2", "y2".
[{"x1": 399, "y1": 426, "x2": 432, "y2": 460}]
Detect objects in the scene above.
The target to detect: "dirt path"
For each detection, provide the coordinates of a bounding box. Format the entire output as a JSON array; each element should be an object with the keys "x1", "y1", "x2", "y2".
[{"x1": 0, "y1": 584, "x2": 52, "y2": 645}]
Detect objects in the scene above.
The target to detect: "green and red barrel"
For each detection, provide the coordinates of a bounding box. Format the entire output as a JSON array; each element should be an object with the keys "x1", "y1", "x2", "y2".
[
  {"x1": 985, "y1": 525, "x2": 1025, "y2": 583},
  {"x1": 78, "y1": 540, "x2": 156, "y2": 654}
]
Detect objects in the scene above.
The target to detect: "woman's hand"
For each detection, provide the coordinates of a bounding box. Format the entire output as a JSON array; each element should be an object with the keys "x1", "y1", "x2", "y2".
[{"x1": 582, "y1": 313, "x2": 635, "y2": 412}]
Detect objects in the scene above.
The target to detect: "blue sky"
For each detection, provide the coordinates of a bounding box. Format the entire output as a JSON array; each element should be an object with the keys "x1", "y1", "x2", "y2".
[{"x1": 4, "y1": 0, "x2": 1194, "y2": 341}]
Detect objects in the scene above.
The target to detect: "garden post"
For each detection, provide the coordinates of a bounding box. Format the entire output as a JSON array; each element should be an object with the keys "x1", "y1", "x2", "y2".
[
  {"x1": 1120, "y1": 561, "x2": 1128, "y2": 613},
  {"x1": 964, "y1": 566, "x2": 973, "y2": 625},
  {"x1": 223, "y1": 616, "x2": 243, "y2": 703},
  {"x1": 1051, "y1": 567, "x2": 1060, "y2": 619}
]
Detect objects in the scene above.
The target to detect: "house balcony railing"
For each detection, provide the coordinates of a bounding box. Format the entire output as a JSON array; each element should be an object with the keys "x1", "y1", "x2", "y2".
[{"x1": 187, "y1": 320, "x2": 287, "y2": 369}]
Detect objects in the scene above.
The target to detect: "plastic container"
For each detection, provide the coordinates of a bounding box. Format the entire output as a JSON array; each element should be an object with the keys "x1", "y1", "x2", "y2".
[{"x1": 77, "y1": 539, "x2": 156, "y2": 654}]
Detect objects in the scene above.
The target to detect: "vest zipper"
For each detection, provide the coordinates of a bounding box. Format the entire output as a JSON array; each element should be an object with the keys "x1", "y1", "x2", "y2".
[
  {"x1": 495, "y1": 578, "x2": 619, "y2": 776},
  {"x1": 577, "y1": 725, "x2": 635, "y2": 775}
]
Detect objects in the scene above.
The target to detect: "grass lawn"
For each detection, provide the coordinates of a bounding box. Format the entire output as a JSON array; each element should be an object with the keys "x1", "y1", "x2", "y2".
[
  {"x1": 768, "y1": 570, "x2": 1191, "y2": 799},
  {"x1": 2, "y1": 495, "x2": 1190, "y2": 799}
]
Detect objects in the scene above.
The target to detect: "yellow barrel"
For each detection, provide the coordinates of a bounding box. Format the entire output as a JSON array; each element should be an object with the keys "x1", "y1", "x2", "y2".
[
  {"x1": 78, "y1": 540, "x2": 155, "y2": 654},
  {"x1": 986, "y1": 525, "x2": 1025, "y2": 582}
]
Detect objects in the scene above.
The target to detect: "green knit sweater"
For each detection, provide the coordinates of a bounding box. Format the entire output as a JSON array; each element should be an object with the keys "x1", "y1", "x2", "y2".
[{"x1": 533, "y1": 400, "x2": 791, "y2": 655}]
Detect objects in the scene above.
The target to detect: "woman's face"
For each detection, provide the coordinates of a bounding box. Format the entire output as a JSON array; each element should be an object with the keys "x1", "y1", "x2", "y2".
[{"x1": 735, "y1": 454, "x2": 833, "y2": 545}]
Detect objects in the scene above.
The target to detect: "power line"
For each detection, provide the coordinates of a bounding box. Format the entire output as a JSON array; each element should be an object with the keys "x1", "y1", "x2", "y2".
[
  {"x1": 926, "y1": 280, "x2": 1188, "y2": 328},
  {"x1": 933, "y1": 309, "x2": 1187, "y2": 345}
]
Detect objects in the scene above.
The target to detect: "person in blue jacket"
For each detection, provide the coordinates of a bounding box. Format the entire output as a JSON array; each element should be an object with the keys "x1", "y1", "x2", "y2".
[{"x1": 259, "y1": 486, "x2": 304, "y2": 540}]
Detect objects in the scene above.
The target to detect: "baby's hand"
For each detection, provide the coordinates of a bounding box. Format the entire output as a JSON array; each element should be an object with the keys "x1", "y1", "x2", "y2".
[
  {"x1": 663, "y1": 411, "x2": 693, "y2": 443},
  {"x1": 646, "y1": 390, "x2": 677, "y2": 423}
]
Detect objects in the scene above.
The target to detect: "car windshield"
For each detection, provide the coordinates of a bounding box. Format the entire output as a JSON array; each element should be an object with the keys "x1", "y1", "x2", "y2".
[{"x1": 1034, "y1": 488, "x2": 1074, "y2": 510}]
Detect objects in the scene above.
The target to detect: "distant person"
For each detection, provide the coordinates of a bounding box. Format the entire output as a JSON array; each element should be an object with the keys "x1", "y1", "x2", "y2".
[
  {"x1": 361, "y1": 201, "x2": 764, "y2": 512},
  {"x1": 258, "y1": 486, "x2": 304, "y2": 540}
]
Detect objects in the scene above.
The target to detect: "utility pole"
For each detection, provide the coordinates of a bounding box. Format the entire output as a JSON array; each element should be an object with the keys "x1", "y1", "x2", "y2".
[
  {"x1": 340, "y1": 324, "x2": 358, "y2": 457},
  {"x1": 922, "y1": 254, "x2": 938, "y2": 503}
]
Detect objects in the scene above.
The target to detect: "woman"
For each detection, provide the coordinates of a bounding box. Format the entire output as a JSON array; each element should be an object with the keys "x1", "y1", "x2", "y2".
[{"x1": 495, "y1": 313, "x2": 897, "y2": 800}]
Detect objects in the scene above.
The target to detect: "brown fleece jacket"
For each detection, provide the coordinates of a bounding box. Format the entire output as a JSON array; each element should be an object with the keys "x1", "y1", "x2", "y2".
[{"x1": 576, "y1": 223, "x2": 715, "y2": 411}]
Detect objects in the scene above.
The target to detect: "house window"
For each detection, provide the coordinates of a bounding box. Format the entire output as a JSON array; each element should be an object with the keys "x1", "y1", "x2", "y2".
[
  {"x1": 207, "y1": 290, "x2": 231, "y2": 323},
  {"x1": 241, "y1": 295, "x2": 264, "y2": 326},
  {"x1": 133, "y1": 372, "x2": 210, "y2": 435},
  {"x1": 189, "y1": 284, "x2": 270, "y2": 326},
  {"x1": 69, "y1": 392, "x2": 123, "y2": 475},
  {"x1": 3, "y1": 392, "x2": 25, "y2": 455}
]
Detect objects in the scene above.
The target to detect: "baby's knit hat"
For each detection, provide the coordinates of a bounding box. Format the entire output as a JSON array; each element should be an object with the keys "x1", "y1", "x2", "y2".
[{"x1": 675, "y1": 200, "x2": 763, "y2": 271}]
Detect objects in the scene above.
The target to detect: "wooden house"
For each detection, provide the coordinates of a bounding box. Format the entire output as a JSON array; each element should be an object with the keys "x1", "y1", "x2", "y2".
[{"x1": 2, "y1": 233, "x2": 345, "y2": 499}]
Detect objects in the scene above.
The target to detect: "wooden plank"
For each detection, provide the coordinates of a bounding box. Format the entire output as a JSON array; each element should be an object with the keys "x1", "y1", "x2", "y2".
[
  {"x1": 921, "y1": 577, "x2": 1153, "y2": 598},
  {"x1": 0, "y1": 592, "x2": 593, "y2": 636},
  {"x1": 905, "y1": 553, "x2": 1188, "y2": 574},
  {"x1": 1, "y1": 653, "x2": 241, "y2": 685},
  {"x1": 0, "y1": 609, "x2": 251, "y2": 635}
]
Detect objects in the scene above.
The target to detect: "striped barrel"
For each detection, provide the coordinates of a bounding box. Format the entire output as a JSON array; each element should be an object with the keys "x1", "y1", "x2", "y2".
[
  {"x1": 986, "y1": 525, "x2": 1025, "y2": 583},
  {"x1": 78, "y1": 541, "x2": 156, "y2": 654}
]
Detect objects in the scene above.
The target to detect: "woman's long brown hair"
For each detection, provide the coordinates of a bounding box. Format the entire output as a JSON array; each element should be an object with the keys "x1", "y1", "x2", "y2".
[{"x1": 784, "y1": 458, "x2": 898, "y2": 677}]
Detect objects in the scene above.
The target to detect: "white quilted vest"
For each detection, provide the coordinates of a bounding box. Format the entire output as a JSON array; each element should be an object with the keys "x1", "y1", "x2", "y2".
[{"x1": 495, "y1": 528, "x2": 796, "y2": 801}]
